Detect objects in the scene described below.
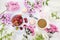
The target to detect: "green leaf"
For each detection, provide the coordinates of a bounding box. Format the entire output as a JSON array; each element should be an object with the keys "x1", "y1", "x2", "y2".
[
  {"x1": 46, "y1": 2, "x2": 48, "y2": 5},
  {"x1": 0, "y1": 38, "x2": 2, "y2": 40},
  {"x1": 8, "y1": 38, "x2": 11, "y2": 40},
  {"x1": 46, "y1": 0, "x2": 49, "y2": 5},
  {"x1": 16, "y1": 27, "x2": 19, "y2": 30},
  {"x1": 43, "y1": 2, "x2": 44, "y2": 5},
  {"x1": 51, "y1": 13, "x2": 57, "y2": 17},
  {"x1": 56, "y1": 16, "x2": 60, "y2": 19},
  {"x1": 35, "y1": 34, "x2": 44, "y2": 40},
  {"x1": 0, "y1": 32, "x2": 12, "y2": 40},
  {"x1": 32, "y1": 3, "x2": 34, "y2": 7},
  {"x1": 27, "y1": 1, "x2": 31, "y2": 5}
]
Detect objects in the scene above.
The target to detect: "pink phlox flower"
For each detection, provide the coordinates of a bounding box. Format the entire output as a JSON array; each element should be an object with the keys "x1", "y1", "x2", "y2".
[
  {"x1": 24, "y1": 0, "x2": 31, "y2": 8},
  {"x1": 24, "y1": 25, "x2": 35, "y2": 36},
  {"x1": 24, "y1": 0, "x2": 35, "y2": 13},
  {"x1": 50, "y1": 24, "x2": 58, "y2": 32},
  {"x1": 6, "y1": 1, "x2": 20, "y2": 11},
  {"x1": 24, "y1": 0, "x2": 43, "y2": 13},
  {"x1": 45, "y1": 24, "x2": 58, "y2": 33},
  {"x1": 0, "y1": 13, "x2": 11, "y2": 24},
  {"x1": 27, "y1": 8, "x2": 35, "y2": 13},
  {"x1": 34, "y1": 0, "x2": 42, "y2": 9},
  {"x1": 28, "y1": 25, "x2": 35, "y2": 36}
]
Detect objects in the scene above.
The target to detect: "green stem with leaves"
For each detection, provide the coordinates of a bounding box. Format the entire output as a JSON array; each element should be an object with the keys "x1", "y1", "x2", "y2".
[
  {"x1": 0, "y1": 23, "x2": 13, "y2": 40},
  {"x1": 0, "y1": 24, "x2": 5, "y2": 40},
  {"x1": 51, "y1": 12, "x2": 60, "y2": 19},
  {"x1": 43, "y1": 0, "x2": 49, "y2": 6},
  {"x1": 33, "y1": 34, "x2": 44, "y2": 40}
]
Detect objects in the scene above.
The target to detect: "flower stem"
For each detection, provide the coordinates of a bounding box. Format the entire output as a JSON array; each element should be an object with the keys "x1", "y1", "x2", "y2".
[{"x1": 0, "y1": 9, "x2": 7, "y2": 14}]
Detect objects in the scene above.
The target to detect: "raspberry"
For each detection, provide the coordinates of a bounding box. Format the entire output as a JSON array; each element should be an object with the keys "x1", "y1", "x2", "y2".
[
  {"x1": 20, "y1": 27, "x2": 23, "y2": 30},
  {"x1": 23, "y1": 24, "x2": 27, "y2": 28},
  {"x1": 24, "y1": 18, "x2": 28, "y2": 23},
  {"x1": 23, "y1": 24, "x2": 27, "y2": 26}
]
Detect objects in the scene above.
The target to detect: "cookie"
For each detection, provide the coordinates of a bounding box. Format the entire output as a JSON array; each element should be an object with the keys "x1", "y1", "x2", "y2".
[{"x1": 37, "y1": 19, "x2": 47, "y2": 28}]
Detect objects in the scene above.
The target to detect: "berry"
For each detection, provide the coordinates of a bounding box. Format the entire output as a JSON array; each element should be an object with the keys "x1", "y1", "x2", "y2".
[
  {"x1": 20, "y1": 27, "x2": 23, "y2": 30},
  {"x1": 24, "y1": 18, "x2": 28, "y2": 23}
]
